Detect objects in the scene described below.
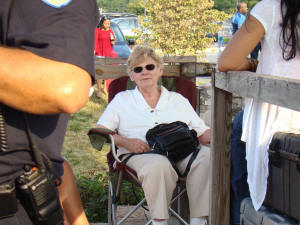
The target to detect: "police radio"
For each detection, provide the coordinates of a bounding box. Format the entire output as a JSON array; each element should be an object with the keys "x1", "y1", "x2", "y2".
[{"x1": 15, "y1": 113, "x2": 64, "y2": 225}]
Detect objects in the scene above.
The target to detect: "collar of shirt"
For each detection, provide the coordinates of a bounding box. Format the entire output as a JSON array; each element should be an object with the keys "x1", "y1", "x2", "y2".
[{"x1": 132, "y1": 85, "x2": 169, "y2": 111}]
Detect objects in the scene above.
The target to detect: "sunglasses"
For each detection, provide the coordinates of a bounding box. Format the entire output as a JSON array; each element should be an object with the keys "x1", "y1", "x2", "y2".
[{"x1": 133, "y1": 64, "x2": 155, "y2": 73}]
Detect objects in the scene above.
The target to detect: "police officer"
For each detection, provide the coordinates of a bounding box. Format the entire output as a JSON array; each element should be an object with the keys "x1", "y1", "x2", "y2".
[{"x1": 0, "y1": 0, "x2": 98, "y2": 224}]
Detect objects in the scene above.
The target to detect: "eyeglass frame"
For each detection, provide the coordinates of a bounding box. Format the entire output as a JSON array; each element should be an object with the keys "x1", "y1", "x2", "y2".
[{"x1": 132, "y1": 64, "x2": 156, "y2": 73}]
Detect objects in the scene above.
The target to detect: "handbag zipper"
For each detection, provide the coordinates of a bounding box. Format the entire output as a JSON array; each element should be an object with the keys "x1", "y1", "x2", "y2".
[{"x1": 155, "y1": 126, "x2": 183, "y2": 136}]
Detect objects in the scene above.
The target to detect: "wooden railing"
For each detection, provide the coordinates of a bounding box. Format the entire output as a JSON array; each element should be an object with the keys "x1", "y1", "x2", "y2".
[
  {"x1": 94, "y1": 56, "x2": 215, "y2": 80},
  {"x1": 210, "y1": 70, "x2": 300, "y2": 225}
]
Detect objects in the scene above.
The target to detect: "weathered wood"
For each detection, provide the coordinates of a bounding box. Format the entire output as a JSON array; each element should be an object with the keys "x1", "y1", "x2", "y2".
[
  {"x1": 95, "y1": 57, "x2": 128, "y2": 64},
  {"x1": 210, "y1": 71, "x2": 232, "y2": 225},
  {"x1": 215, "y1": 71, "x2": 300, "y2": 112},
  {"x1": 95, "y1": 56, "x2": 197, "y2": 65},
  {"x1": 181, "y1": 62, "x2": 216, "y2": 78},
  {"x1": 163, "y1": 55, "x2": 197, "y2": 63},
  {"x1": 95, "y1": 64, "x2": 180, "y2": 79}
]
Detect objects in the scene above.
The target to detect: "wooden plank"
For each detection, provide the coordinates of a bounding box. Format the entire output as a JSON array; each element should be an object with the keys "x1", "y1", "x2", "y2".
[
  {"x1": 215, "y1": 71, "x2": 300, "y2": 112},
  {"x1": 95, "y1": 56, "x2": 197, "y2": 65},
  {"x1": 210, "y1": 71, "x2": 232, "y2": 225},
  {"x1": 163, "y1": 55, "x2": 197, "y2": 63},
  {"x1": 95, "y1": 64, "x2": 180, "y2": 79},
  {"x1": 95, "y1": 57, "x2": 128, "y2": 64}
]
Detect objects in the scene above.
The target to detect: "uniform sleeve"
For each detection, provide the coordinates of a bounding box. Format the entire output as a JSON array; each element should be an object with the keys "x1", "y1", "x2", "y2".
[
  {"x1": 97, "y1": 94, "x2": 121, "y2": 131},
  {"x1": 237, "y1": 15, "x2": 246, "y2": 29},
  {"x1": 8, "y1": 0, "x2": 99, "y2": 80},
  {"x1": 250, "y1": 0, "x2": 275, "y2": 34}
]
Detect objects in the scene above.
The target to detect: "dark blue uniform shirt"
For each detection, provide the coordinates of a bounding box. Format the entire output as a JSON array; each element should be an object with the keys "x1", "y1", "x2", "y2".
[{"x1": 0, "y1": 0, "x2": 98, "y2": 183}]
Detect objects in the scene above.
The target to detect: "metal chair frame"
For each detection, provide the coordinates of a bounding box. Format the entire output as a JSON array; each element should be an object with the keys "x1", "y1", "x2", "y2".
[{"x1": 106, "y1": 134, "x2": 189, "y2": 225}]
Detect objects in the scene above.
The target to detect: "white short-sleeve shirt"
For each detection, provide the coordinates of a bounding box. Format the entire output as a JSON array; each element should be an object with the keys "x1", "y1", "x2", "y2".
[
  {"x1": 97, "y1": 86, "x2": 209, "y2": 155},
  {"x1": 242, "y1": 0, "x2": 300, "y2": 210}
]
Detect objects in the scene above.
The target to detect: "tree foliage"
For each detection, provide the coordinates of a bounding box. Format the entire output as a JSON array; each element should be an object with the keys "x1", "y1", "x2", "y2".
[
  {"x1": 127, "y1": 0, "x2": 145, "y2": 15},
  {"x1": 136, "y1": 0, "x2": 229, "y2": 56},
  {"x1": 213, "y1": 0, "x2": 259, "y2": 12},
  {"x1": 97, "y1": 0, "x2": 144, "y2": 14}
]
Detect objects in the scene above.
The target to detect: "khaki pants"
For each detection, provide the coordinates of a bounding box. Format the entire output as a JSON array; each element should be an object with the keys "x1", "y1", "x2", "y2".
[{"x1": 126, "y1": 145, "x2": 211, "y2": 220}]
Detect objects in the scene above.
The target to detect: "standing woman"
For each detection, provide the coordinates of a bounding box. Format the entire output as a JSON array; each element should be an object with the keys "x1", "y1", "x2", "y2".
[
  {"x1": 94, "y1": 17, "x2": 118, "y2": 96},
  {"x1": 218, "y1": 0, "x2": 300, "y2": 220},
  {"x1": 94, "y1": 16, "x2": 117, "y2": 57}
]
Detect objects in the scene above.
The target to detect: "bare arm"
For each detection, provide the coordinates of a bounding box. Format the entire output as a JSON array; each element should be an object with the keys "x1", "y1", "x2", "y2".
[
  {"x1": 58, "y1": 160, "x2": 89, "y2": 225},
  {"x1": 198, "y1": 129, "x2": 210, "y2": 145},
  {"x1": 96, "y1": 124, "x2": 150, "y2": 153},
  {"x1": 0, "y1": 46, "x2": 92, "y2": 114},
  {"x1": 218, "y1": 15, "x2": 265, "y2": 72}
]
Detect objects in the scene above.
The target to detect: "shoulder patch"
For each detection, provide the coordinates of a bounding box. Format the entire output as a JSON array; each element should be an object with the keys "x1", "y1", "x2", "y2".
[{"x1": 41, "y1": 0, "x2": 72, "y2": 8}]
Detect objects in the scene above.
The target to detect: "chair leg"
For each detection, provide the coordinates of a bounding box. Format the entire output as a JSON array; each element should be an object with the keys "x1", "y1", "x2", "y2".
[
  {"x1": 169, "y1": 185, "x2": 189, "y2": 225},
  {"x1": 108, "y1": 179, "x2": 117, "y2": 225},
  {"x1": 117, "y1": 197, "x2": 147, "y2": 225}
]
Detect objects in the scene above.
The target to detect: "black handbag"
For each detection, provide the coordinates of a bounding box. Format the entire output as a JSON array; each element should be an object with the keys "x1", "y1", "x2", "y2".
[
  {"x1": 123, "y1": 121, "x2": 200, "y2": 177},
  {"x1": 146, "y1": 121, "x2": 200, "y2": 177},
  {"x1": 146, "y1": 121, "x2": 199, "y2": 161}
]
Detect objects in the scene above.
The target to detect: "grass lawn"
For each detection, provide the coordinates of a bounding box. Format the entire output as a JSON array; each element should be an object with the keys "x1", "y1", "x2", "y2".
[{"x1": 62, "y1": 90, "x2": 143, "y2": 223}]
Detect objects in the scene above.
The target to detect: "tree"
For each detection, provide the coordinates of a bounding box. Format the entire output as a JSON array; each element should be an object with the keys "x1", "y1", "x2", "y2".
[
  {"x1": 96, "y1": 0, "x2": 144, "y2": 13},
  {"x1": 214, "y1": 0, "x2": 259, "y2": 12},
  {"x1": 214, "y1": 0, "x2": 236, "y2": 13},
  {"x1": 136, "y1": 0, "x2": 229, "y2": 56},
  {"x1": 128, "y1": 0, "x2": 145, "y2": 15}
]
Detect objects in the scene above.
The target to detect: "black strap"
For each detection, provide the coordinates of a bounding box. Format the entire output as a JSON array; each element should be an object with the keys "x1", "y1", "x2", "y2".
[
  {"x1": 120, "y1": 146, "x2": 201, "y2": 178},
  {"x1": 23, "y1": 113, "x2": 47, "y2": 172}
]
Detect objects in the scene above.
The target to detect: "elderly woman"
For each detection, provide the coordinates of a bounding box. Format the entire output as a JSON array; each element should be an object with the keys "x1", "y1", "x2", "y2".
[{"x1": 97, "y1": 45, "x2": 210, "y2": 225}]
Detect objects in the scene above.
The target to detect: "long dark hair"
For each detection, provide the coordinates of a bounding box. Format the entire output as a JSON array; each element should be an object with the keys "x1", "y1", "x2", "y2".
[
  {"x1": 98, "y1": 16, "x2": 110, "y2": 29},
  {"x1": 280, "y1": 0, "x2": 300, "y2": 60}
]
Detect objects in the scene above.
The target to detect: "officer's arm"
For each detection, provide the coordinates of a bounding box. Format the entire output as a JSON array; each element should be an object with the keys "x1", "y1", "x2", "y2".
[{"x1": 0, "y1": 46, "x2": 92, "y2": 115}]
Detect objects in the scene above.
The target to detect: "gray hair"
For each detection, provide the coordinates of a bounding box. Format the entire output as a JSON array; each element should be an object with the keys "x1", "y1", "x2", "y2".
[{"x1": 127, "y1": 45, "x2": 163, "y2": 74}]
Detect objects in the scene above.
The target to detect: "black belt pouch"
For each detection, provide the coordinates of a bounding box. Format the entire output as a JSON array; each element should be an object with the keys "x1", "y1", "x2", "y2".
[{"x1": 0, "y1": 183, "x2": 17, "y2": 218}]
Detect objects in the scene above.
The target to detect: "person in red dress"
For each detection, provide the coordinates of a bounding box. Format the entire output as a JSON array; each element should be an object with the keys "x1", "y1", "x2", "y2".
[{"x1": 94, "y1": 17, "x2": 118, "y2": 96}]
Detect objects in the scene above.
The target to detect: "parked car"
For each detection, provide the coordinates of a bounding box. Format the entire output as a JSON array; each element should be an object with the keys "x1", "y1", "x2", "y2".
[
  {"x1": 111, "y1": 16, "x2": 139, "y2": 37},
  {"x1": 100, "y1": 12, "x2": 137, "y2": 19},
  {"x1": 110, "y1": 21, "x2": 132, "y2": 58}
]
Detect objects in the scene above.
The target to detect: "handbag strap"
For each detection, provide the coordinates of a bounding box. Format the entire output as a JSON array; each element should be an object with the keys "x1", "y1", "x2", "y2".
[{"x1": 121, "y1": 146, "x2": 201, "y2": 178}]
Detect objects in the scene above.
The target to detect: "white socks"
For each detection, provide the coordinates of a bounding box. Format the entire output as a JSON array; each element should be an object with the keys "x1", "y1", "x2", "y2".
[
  {"x1": 152, "y1": 220, "x2": 167, "y2": 225},
  {"x1": 190, "y1": 217, "x2": 207, "y2": 225}
]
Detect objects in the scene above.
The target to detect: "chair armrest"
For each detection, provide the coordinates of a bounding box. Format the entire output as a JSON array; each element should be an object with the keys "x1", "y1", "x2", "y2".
[
  {"x1": 87, "y1": 128, "x2": 116, "y2": 151},
  {"x1": 87, "y1": 128, "x2": 122, "y2": 163}
]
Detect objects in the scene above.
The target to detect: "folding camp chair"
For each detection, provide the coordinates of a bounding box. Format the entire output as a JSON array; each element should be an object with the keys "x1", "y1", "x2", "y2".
[{"x1": 88, "y1": 76, "x2": 197, "y2": 225}]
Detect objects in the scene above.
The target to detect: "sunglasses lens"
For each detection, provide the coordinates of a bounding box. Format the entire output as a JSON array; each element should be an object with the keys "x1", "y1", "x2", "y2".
[
  {"x1": 133, "y1": 67, "x2": 143, "y2": 73},
  {"x1": 133, "y1": 64, "x2": 155, "y2": 73},
  {"x1": 145, "y1": 64, "x2": 155, "y2": 71}
]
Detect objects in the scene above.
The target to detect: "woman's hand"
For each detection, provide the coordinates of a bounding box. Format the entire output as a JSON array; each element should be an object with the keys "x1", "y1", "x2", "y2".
[
  {"x1": 111, "y1": 40, "x2": 116, "y2": 45},
  {"x1": 113, "y1": 134, "x2": 150, "y2": 153}
]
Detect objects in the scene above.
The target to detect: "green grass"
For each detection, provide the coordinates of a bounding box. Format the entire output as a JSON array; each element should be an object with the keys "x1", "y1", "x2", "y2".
[
  {"x1": 62, "y1": 90, "x2": 143, "y2": 223},
  {"x1": 223, "y1": 37, "x2": 231, "y2": 43}
]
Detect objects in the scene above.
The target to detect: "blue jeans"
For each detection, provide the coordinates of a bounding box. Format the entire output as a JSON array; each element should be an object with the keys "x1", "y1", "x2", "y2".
[{"x1": 231, "y1": 111, "x2": 250, "y2": 225}]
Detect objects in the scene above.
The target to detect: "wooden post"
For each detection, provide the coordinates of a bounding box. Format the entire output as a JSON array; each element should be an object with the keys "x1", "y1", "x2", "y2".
[{"x1": 210, "y1": 70, "x2": 232, "y2": 225}]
